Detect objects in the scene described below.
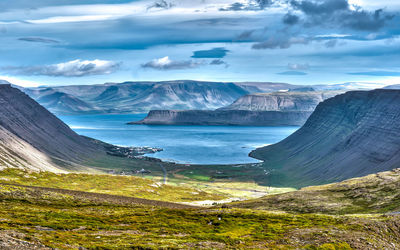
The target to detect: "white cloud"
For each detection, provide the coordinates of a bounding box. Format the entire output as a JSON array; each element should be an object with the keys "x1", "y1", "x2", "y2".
[
  {"x1": 3, "y1": 59, "x2": 121, "y2": 77},
  {"x1": 141, "y1": 56, "x2": 203, "y2": 70}
]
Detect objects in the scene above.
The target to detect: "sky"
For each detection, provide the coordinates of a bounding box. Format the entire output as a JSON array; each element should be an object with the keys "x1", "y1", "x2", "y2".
[{"x1": 0, "y1": 0, "x2": 399, "y2": 87}]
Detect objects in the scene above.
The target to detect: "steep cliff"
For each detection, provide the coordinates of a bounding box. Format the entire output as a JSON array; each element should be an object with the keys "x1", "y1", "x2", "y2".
[
  {"x1": 250, "y1": 89, "x2": 400, "y2": 187},
  {"x1": 0, "y1": 84, "x2": 148, "y2": 172},
  {"x1": 219, "y1": 91, "x2": 342, "y2": 111},
  {"x1": 130, "y1": 110, "x2": 311, "y2": 126}
]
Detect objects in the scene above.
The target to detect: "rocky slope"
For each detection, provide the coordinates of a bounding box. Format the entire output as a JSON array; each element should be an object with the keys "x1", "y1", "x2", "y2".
[
  {"x1": 131, "y1": 91, "x2": 343, "y2": 126},
  {"x1": 250, "y1": 89, "x2": 400, "y2": 187},
  {"x1": 219, "y1": 91, "x2": 342, "y2": 111},
  {"x1": 0, "y1": 84, "x2": 156, "y2": 172},
  {"x1": 23, "y1": 80, "x2": 305, "y2": 114},
  {"x1": 130, "y1": 110, "x2": 311, "y2": 126}
]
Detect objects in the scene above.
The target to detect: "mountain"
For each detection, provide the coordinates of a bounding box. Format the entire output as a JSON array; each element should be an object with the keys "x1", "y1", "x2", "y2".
[
  {"x1": 250, "y1": 89, "x2": 400, "y2": 188},
  {"x1": 0, "y1": 84, "x2": 155, "y2": 172},
  {"x1": 130, "y1": 110, "x2": 311, "y2": 126},
  {"x1": 23, "y1": 80, "x2": 304, "y2": 114},
  {"x1": 132, "y1": 91, "x2": 343, "y2": 126},
  {"x1": 219, "y1": 91, "x2": 342, "y2": 111},
  {"x1": 384, "y1": 84, "x2": 400, "y2": 89}
]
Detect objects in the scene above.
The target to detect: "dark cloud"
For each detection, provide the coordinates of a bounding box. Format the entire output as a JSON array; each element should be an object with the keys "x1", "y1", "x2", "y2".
[
  {"x1": 289, "y1": 0, "x2": 396, "y2": 32},
  {"x1": 252, "y1": 36, "x2": 309, "y2": 49},
  {"x1": 147, "y1": 0, "x2": 173, "y2": 10},
  {"x1": 290, "y1": 0, "x2": 349, "y2": 16},
  {"x1": 141, "y1": 56, "x2": 203, "y2": 70},
  {"x1": 18, "y1": 37, "x2": 60, "y2": 44},
  {"x1": 219, "y1": 0, "x2": 273, "y2": 11},
  {"x1": 191, "y1": 47, "x2": 229, "y2": 58},
  {"x1": 236, "y1": 30, "x2": 255, "y2": 41},
  {"x1": 2, "y1": 59, "x2": 120, "y2": 77},
  {"x1": 210, "y1": 59, "x2": 229, "y2": 67},
  {"x1": 348, "y1": 71, "x2": 400, "y2": 76},
  {"x1": 283, "y1": 13, "x2": 300, "y2": 25},
  {"x1": 277, "y1": 71, "x2": 308, "y2": 75}
]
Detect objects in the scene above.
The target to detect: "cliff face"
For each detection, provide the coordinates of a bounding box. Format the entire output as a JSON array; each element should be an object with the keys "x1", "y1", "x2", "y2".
[
  {"x1": 130, "y1": 110, "x2": 312, "y2": 126},
  {"x1": 0, "y1": 84, "x2": 108, "y2": 172},
  {"x1": 250, "y1": 89, "x2": 400, "y2": 188},
  {"x1": 220, "y1": 91, "x2": 342, "y2": 111}
]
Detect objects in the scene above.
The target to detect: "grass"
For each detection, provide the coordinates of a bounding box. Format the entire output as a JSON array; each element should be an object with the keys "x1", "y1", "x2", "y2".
[
  {"x1": 1, "y1": 183, "x2": 399, "y2": 249},
  {"x1": 0, "y1": 168, "x2": 225, "y2": 203},
  {"x1": 229, "y1": 168, "x2": 400, "y2": 215}
]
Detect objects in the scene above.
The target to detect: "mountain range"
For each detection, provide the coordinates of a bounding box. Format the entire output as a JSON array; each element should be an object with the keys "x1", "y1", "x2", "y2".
[{"x1": 21, "y1": 80, "x2": 386, "y2": 115}]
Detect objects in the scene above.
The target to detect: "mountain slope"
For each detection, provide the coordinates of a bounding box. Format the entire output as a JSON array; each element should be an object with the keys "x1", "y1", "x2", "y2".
[
  {"x1": 25, "y1": 80, "x2": 301, "y2": 114},
  {"x1": 250, "y1": 89, "x2": 400, "y2": 187},
  {"x1": 130, "y1": 110, "x2": 311, "y2": 126},
  {"x1": 0, "y1": 84, "x2": 158, "y2": 172},
  {"x1": 219, "y1": 91, "x2": 342, "y2": 111}
]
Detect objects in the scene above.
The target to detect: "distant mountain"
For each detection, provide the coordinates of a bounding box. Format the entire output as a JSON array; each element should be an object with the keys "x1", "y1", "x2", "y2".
[
  {"x1": 130, "y1": 110, "x2": 311, "y2": 126},
  {"x1": 20, "y1": 80, "x2": 389, "y2": 115},
  {"x1": 133, "y1": 91, "x2": 343, "y2": 126},
  {"x1": 219, "y1": 91, "x2": 343, "y2": 112},
  {"x1": 250, "y1": 89, "x2": 400, "y2": 188},
  {"x1": 384, "y1": 84, "x2": 400, "y2": 89},
  {"x1": 0, "y1": 84, "x2": 155, "y2": 172},
  {"x1": 23, "y1": 80, "x2": 302, "y2": 114}
]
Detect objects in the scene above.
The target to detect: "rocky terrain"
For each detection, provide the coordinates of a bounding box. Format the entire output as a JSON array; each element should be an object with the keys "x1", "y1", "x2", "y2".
[
  {"x1": 21, "y1": 80, "x2": 383, "y2": 115},
  {"x1": 219, "y1": 91, "x2": 342, "y2": 111},
  {"x1": 130, "y1": 109, "x2": 311, "y2": 126},
  {"x1": 0, "y1": 83, "x2": 160, "y2": 172},
  {"x1": 250, "y1": 89, "x2": 400, "y2": 187},
  {"x1": 131, "y1": 91, "x2": 344, "y2": 126}
]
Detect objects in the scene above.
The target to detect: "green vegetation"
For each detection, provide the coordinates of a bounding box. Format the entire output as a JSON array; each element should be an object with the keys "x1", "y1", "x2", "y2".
[
  {"x1": 0, "y1": 183, "x2": 399, "y2": 249},
  {"x1": 229, "y1": 168, "x2": 400, "y2": 214},
  {"x1": 0, "y1": 168, "x2": 225, "y2": 203}
]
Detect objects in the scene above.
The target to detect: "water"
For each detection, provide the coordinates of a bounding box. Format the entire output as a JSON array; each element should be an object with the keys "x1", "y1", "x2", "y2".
[{"x1": 59, "y1": 114, "x2": 299, "y2": 165}]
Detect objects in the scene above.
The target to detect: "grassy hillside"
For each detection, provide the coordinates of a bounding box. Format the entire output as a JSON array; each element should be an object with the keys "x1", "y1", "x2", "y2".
[
  {"x1": 1, "y1": 183, "x2": 400, "y2": 249},
  {"x1": 229, "y1": 168, "x2": 400, "y2": 215},
  {"x1": 0, "y1": 168, "x2": 224, "y2": 203}
]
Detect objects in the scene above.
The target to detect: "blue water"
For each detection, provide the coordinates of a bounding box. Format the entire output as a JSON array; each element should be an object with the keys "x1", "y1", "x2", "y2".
[{"x1": 58, "y1": 114, "x2": 299, "y2": 165}]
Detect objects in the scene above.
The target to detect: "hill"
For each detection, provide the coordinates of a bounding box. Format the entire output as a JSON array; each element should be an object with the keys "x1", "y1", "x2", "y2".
[
  {"x1": 250, "y1": 89, "x2": 400, "y2": 187},
  {"x1": 229, "y1": 168, "x2": 400, "y2": 214}
]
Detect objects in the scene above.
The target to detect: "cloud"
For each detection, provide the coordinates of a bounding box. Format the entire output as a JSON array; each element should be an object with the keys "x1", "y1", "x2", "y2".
[
  {"x1": 348, "y1": 71, "x2": 400, "y2": 76},
  {"x1": 3, "y1": 59, "x2": 120, "y2": 77},
  {"x1": 191, "y1": 47, "x2": 229, "y2": 58},
  {"x1": 219, "y1": 0, "x2": 273, "y2": 11},
  {"x1": 252, "y1": 36, "x2": 309, "y2": 49},
  {"x1": 288, "y1": 63, "x2": 310, "y2": 70},
  {"x1": 283, "y1": 13, "x2": 300, "y2": 25},
  {"x1": 18, "y1": 37, "x2": 60, "y2": 44},
  {"x1": 141, "y1": 56, "x2": 203, "y2": 70},
  {"x1": 277, "y1": 71, "x2": 308, "y2": 75},
  {"x1": 289, "y1": 0, "x2": 396, "y2": 31},
  {"x1": 210, "y1": 59, "x2": 229, "y2": 67},
  {"x1": 147, "y1": 0, "x2": 173, "y2": 10}
]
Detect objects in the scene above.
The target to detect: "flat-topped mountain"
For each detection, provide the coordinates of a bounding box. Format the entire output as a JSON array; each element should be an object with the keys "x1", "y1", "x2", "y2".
[
  {"x1": 130, "y1": 109, "x2": 311, "y2": 126},
  {"x1": 250, "y1": 89, "x2": 400, "y2": 188},
  {"x1": 0, "y1": 84, "x2": 154, "y2": 172},
  {"x1": 132, "y1": 91, "x2": 343, "y2": 126},
  {"x1": 219, "y1": 91, "x2": 342, "y2": 111}
]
